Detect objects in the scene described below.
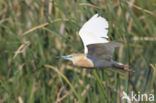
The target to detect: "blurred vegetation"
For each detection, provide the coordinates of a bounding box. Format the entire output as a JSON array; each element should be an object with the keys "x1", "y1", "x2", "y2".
[{"x1": 0, "y1": 0, "x2": 156, "y2": 103}]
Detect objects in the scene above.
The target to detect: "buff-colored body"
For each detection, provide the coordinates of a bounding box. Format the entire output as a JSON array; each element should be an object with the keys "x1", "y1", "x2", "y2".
[{"x1": 70, "y1": 54, "x2": 94, "y2": 68}]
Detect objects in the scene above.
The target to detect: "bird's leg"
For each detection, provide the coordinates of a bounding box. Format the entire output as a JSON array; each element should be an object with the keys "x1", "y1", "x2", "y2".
[{"x1": 112, "y1": 62, "x2": 134, "y2": 72}]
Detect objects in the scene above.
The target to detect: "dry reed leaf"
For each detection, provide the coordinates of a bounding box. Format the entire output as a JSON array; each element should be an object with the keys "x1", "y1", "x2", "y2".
[
  {"x1": 55, "y1": 38, "x2": 62, "y2": 50},
  {"x1": 133, "y1": 36, "x2": 156, "y2": 41},
  {"x1": 127, "y1": 1, "x2": 155, "y2": 17},
  {"x1": 128, "y1": 18, "x2": 133, "y2": 32},
  {"x1": 14, "y1": 41, "x2": 31, "y2": 59},
  {"x1": 22, "y1": 19, "x2": 69, "y2": 36},
  {"x1": 78, "y1": 79, "x2": 84, "y2": 86},
  {"x1": 81, "y1": 84, "x2": 90, "y2": 97},
  {"x1": 18, "y1": 96, "x2": 23, "y2": 103},
  {"x1": 79, "y1": 3, "x2": 101, "y2": 9},
  {"x1": 55, "y1": 91, "x2": 72, "y2": 103}
]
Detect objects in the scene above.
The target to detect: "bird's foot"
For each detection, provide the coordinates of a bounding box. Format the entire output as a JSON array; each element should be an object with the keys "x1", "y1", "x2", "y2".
[{"x1": 124, "y1": 65, "x2": 135, "y2": 72}]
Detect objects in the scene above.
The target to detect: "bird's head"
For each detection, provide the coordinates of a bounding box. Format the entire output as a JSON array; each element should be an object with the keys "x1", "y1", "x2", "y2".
[{"x1": 56, "y1": 53, "x2": 85, "y2": 64}]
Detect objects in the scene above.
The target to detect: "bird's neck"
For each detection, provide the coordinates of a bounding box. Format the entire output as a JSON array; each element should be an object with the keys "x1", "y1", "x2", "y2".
[{"x1": 73, "y1": 55, "x2": 94, "y2": 68}]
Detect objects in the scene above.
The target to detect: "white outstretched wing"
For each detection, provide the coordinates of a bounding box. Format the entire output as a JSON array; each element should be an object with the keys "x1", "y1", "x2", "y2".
[{"x1": 79, "y1": 14, "x2": 109, "y2": 54}]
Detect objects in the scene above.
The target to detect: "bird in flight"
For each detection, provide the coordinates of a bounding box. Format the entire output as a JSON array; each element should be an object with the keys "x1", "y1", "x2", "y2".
[{"x1": 57, "y1": 14, "x2": 133, "y2": 72}]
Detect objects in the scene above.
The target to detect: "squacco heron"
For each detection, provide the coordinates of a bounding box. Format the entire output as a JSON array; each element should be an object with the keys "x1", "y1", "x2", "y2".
[{"x1": 57, "y1": 14, "x2": 133, "y2": 72}]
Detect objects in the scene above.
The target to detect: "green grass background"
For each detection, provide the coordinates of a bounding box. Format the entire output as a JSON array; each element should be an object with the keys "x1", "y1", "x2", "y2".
[{"x1": 0, "y1": 0, "x2": 156, "y2": 103}]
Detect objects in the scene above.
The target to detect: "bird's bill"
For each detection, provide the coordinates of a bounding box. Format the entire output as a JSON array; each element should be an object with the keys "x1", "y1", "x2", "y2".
[{"x1": 56, "y1": 56, "x2": 71, "y2": 60}]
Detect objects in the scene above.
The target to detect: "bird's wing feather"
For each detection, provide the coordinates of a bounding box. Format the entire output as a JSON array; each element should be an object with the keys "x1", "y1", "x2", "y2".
[
  {"x1": 79, "y1": 14, "x2": 109, "y2": 54},
  {"x1": 87, "y1": 42, "x2": 121, "y2": 61}
]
